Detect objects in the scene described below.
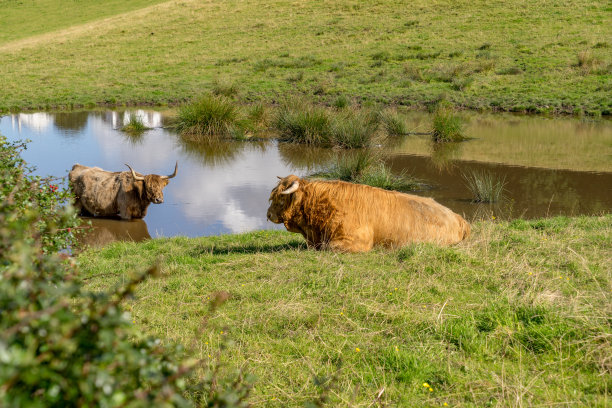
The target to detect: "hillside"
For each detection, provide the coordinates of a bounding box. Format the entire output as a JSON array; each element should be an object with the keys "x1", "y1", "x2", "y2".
[{"x1": 1, "y1": 0, "x2": 610, "y2": 114}]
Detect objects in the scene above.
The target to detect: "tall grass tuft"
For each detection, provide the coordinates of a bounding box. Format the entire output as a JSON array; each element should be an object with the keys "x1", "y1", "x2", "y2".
[
  {"x1": 121, "y1": 114, "x2": 149, "y2": 134},
  {"x1": 330, "y1": 109, "x2": 379, "y2": 149},
  {"x1": 463, "y1": 170, "x2": 507, "y2": 203},
  {"x1": 333, "y1": 95, "x2": 350, "y2": 109},
  {"x1": 175, "y1": 95, "x2": 239, "y2": 139},
  {"x1": 432, "y1": 106, "x2": 466, "y2": 143},
  {"x1": 379, "y1": 109, "x2": 407, "y2": 136},
  {"x1": 274, "y1": 102, "x2": 331, "y2": 145},
  {"x1": 576, "y1": 50, "x2": 598, "y2": 74},
  {"x1": 212, "y1": 78, "x2": 239, "y2": 97},
  {"x1": 312, "y1": 151, "x2": 422, "y2": 191},
  {"x1": 248, "y1": 102, "x2": 269, "y2": 126},
  {"x1": 274, "y1": 102, "x2": 380, "y2": 148}
]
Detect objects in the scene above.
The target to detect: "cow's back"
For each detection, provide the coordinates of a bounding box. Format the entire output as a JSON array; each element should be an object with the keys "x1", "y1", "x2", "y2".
[
  {"x1": 69, "y1": 164, "x2": 122, "y2": 216},
  {"x1": 307, "y1": 181, "x2": 469, "y2": 247}
]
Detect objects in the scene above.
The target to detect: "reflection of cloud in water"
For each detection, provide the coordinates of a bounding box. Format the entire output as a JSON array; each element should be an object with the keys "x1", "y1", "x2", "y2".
[
  {"x1": 11, "y1": 113, "x2": 53, "y2": 133},
  {"x1": 88, "y1": 115, "x2": 177, "y2": 172},
  {"x1": 172, "y1": 143, "x2": 293, "y2": 233}
]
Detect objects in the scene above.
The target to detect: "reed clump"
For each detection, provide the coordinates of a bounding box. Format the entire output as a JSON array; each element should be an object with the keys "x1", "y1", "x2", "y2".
[
  {"x1": 432, "y1": 105, "x2": 466, "y2": 143},
  {"x1": 463, "y1": 169, "x2": 507, "y2": 203},
  {"x1": 330, "y1": 109, "x2": 379, "y2": 149},
  {"x1": 212, "y1": 78, "x2": 240, "y2": 97},
  {"x1": 121, "y1": 114, "x2": 150, "y2": 134},
  {"x1": 273, "y1": 101, "x2": 380, "y2": 148},
  {"x1": 175, "y1": 95, "x2": 240, "y2": 139},
  {"x1": 312, "y1": 151, "x2": 422, "y2": 191},
  {"x1": 379, "y1": 109, "x2": 407, "y2": 136},
  {"x1": 274, "y1": 102, "x2": 332, "y2": 146}
]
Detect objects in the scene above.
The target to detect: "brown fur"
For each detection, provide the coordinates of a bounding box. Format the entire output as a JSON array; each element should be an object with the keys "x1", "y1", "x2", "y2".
[
  {"x1": 68, "y1": 164, "x2": 171, "y2": 220},
  {"x1": 267, "y1": 175, "x2": 470, "y2": 252}
]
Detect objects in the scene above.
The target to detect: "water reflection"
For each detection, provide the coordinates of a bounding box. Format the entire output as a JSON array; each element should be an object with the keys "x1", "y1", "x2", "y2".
[
  {"x1": 393, "y1": 112, "x2": 612, "y2": 172},
  {"x1": 388, "y1": 154, "x2": 612, "y2": 221},
  {"x1": 1, "y1": 109, "x2": 610, "y2": 247},
  {"x1": 430, "y1": 141, "x2": 463, "y2": 171},
  {"x1": 277, "y1": 142, "x2": 336, "y2": 171},
  {"x1": 54, "y1": 111, "x2": 89, "y2": 134},
  {"x1": 176, "y1": 137, "x2": 269, "y2": 167},
  {"x1": 80, "y1": 218, "x2": 151, "y2": 248}
]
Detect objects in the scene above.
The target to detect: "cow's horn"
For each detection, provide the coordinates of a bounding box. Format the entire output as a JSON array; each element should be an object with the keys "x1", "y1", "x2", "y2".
[
  {"x1": 162, "y1": 161, "x2": 178, "y2": 179},
  {"x1": 281, "y1": 181, "x2": 299, "y2": 195},
  {"x1": 125, "y1": 164, "x2": 145, "y2": 181}
]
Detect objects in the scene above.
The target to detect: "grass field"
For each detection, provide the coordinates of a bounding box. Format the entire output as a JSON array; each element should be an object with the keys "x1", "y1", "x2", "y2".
[
  {"x1": 1, "y1": 0, "x2": 611, "y2": 114},
  {"x1": 78, "y1": 215, "x2": 612, "y2": 406}
]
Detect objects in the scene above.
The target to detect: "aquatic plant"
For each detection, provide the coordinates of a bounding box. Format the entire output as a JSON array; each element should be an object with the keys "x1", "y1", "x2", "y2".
[
  {"x1": 273, "y1": 102, "x2": 332, "y2": 146},
  {"x1": 175, "y1": 94, "x2": 239, "y2": 139},
  {"x1": 379, "y1": 109, "x2": 407, "y2": 136},
  {"x1": 432, "y1": 106, "x2": 466, "y2": 143},
  {"x1": 329, "y1": 109, "x2": 379, "y2": 149},
  {"x1": 463, "y1": 169, "x2": 507, "y2": 203},
  {"x1": 121, "y1": 114, "x2": 149, "y2": 134},
  {"x1": 312, "y1": 150, "x2": 422, "y2": 191}
]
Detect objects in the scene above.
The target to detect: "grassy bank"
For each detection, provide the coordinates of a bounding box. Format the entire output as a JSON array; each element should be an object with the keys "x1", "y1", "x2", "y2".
[
  {"x1": 1, "y1": 0, "x2": 611, "y2": 114},
  {"x1": 78, "y1": 215, "x2": 612, "y2": 406}
]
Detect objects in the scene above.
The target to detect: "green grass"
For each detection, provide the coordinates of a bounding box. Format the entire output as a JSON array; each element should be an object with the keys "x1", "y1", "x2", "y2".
[
  {"x1": 311, "y1": 150, "x2": 423, "y2": 192},
  {"x1": 274, "y1": 101, "x2": 332, "y2": 146},
  {"x1": 120, "y1": 114, "x2": 149, "y2": 134},
  {"x1": 379, "y1": 109, "x2": 408, "y2": 136},
  {"x1": 463, "y1": 170, "x2": 507, "y2": 203},
  {"x1": 432, "y1": 106, "x2": 466, "y2": 142},
  {"x1": 77, "y1": 215, "x2": 612, "y2": 406},
  {"x1": 0, "y1": 0, "x2": 610, "y2": 114},
  {"x1": 174, "y1": 94, "x2": 240, "y2": 140},
  {"x1": 329, "y1": 109, "x2": 380, "y2": 149},
  {"x1": 273, "y1": 102, "x2": 381, "y2": 148}
]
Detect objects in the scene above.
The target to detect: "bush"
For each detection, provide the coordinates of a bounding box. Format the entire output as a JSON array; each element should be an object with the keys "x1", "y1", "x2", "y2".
[
  {"x1": 0, "y1": 136, "x2": 79, "y2": 253},
  {"x1": 0, "y1": 138, "x2": 253, "y2": 407}
]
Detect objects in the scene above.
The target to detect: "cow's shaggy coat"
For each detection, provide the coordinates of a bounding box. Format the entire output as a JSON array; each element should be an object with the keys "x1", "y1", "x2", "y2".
[
  {"x1": 267, "y1": 175, "x2": 470, "y2": 252},
  {"x1": 68, "y1": 163, "x2": 176, "y2": 220}
]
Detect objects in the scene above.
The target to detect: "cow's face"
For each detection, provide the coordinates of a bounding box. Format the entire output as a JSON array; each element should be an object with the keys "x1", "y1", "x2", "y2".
[
  {"x1": 267, "y1": 175, "x2": 301, "y2": 223},
  {"x1": 143, "y1": 175, "x2": 170, "y2": 204},
  {"x1": 126, "y1": 162, "x2": 178, "y2": 205}
]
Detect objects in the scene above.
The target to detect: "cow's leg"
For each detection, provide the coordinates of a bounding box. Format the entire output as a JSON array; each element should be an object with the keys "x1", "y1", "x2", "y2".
[{"x1": 118, "y1": 205, "x2": 131, "y2": 220}]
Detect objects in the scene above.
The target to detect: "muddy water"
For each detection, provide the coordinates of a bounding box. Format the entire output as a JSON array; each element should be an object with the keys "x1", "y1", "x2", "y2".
[{"x1": 1, "y1": 110, "x2": 610, "y2": 247}]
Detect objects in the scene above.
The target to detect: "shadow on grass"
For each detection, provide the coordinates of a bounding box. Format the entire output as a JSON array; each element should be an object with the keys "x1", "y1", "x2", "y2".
[{"x1": 188, "y1": 240, "x2": 306, "y2": 256}]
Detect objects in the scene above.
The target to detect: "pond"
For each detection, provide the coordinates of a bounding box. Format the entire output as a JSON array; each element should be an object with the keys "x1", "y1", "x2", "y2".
[{"x1": 1, "y1": 109, "x2": 610, "y2": 247}]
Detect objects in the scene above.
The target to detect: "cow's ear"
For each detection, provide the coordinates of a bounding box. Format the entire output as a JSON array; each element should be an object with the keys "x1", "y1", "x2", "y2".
[{"x1": 281, "y1": 181, "x2": 299, "y2": 195}]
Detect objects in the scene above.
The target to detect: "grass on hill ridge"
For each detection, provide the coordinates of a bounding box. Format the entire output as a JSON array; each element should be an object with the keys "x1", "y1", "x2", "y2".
[
  {"x1": 78, "y1": 215, "x2": 612, "y2": 407},
  {"x1": 0, "y1": 0, "x2": 611, "y2": 114}
]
